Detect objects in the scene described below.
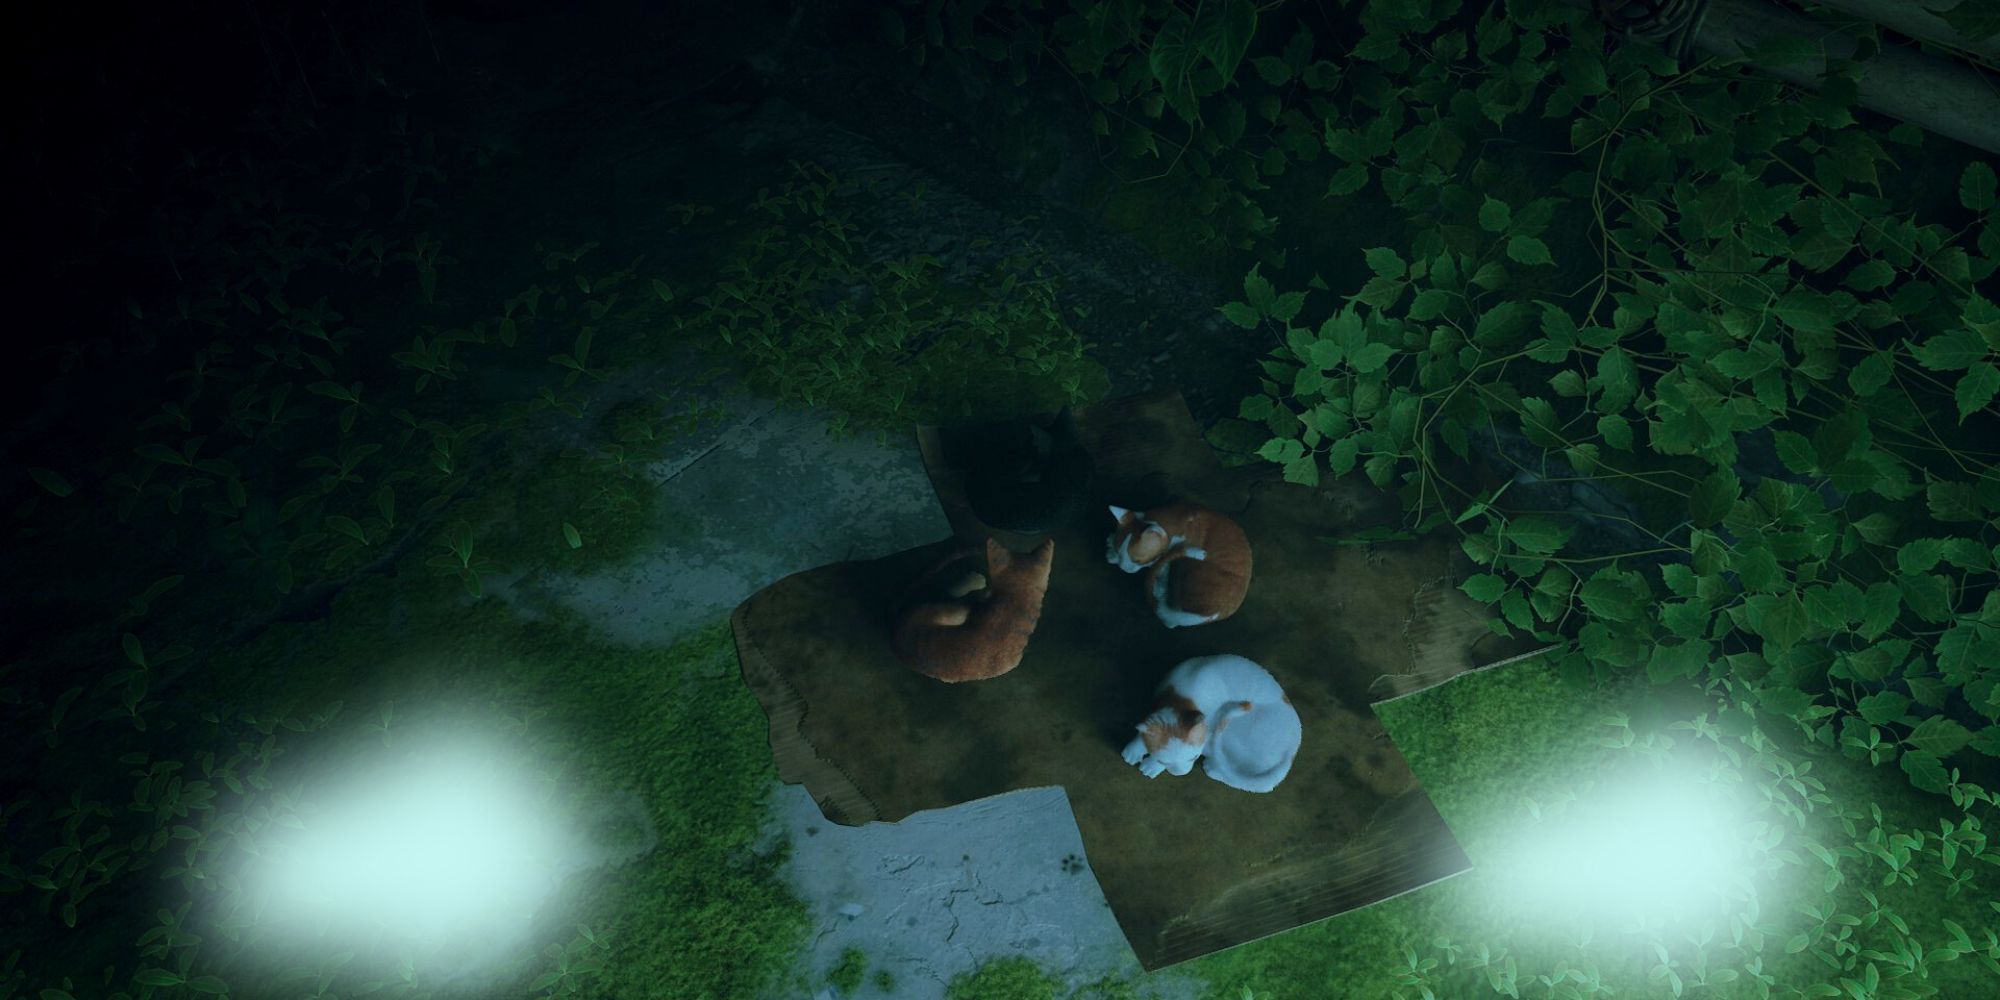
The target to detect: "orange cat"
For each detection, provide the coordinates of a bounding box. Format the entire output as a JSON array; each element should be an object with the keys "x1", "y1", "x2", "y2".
[
  {"x1": 890, "y1": 536, "x2": 1055, "y2": 683},
  {"x1": 1105, "y1": 502, "x2": 1252, "y2": 627}
]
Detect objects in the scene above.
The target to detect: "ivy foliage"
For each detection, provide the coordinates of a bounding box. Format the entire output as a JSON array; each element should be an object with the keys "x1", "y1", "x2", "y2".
[{"x1": 884, "y1": 0, "x2": 2000, "y2": 995}]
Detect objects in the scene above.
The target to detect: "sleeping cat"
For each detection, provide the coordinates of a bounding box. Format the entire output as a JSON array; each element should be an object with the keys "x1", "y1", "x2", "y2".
[
  {"x1": 956, "y1": 405, "x2": 1095, "y2": 534},
  {"x1": 1121, "y1": 654, "x2": 1302, "y2": 793},
  {"x1": 890, "y1": 535, "x2": 1055, "y2": 683},
  {"x1": 1105, "y1": 502, "x2": 1252, "y2": 628}
]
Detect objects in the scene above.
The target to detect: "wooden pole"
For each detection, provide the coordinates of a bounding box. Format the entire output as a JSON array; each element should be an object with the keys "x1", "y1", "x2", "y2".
[
  {"x1": 1572, "y1": 0, "x2": 2000, "y2": 156},
  {"x1": 1805, "y1": 0, "x2": 1999, "y2": 65}
]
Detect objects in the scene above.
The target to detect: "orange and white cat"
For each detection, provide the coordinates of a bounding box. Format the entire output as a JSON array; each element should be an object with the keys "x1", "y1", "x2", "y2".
[
  {"x1": 1105, "y1": 502, "x2": 1252, "y2": 628},
  {"x1": 891, "y1": 536, "x2": 1055, "y2": 683},
  {"x1": 1121, "y1": 654, "x2": 1301, "y2": 793}
]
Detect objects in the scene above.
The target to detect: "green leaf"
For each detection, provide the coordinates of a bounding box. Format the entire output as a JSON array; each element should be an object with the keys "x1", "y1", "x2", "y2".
[
  {"x1": 1855, "y1": 691, "x2": 1911, "y2": 726},
  {"x1": 1847, "y1": 351, "x2": 1894, "y2": 396},
  {"x1": 1843, "y1": 259, "x2": 1895, "y2": 292},
  {"x1": 1593, "y1": 347, "x2": 1637, "y2": 413},
  {"x1": 1759, "y1": 685, "x2": 1815, "y2": 722},
  {"x1": 1910, "y1": 330, "x2": 1987, "y2": 371},
  {"x1": 1243, "y1": 265, "x2": 1276, "y2": 313},
  {"x1": 1349, "y1": 343, "x2": 1394, "y2": 373},
  {"x1": 1906, "y1": 716, "x2": 1973, "y2": 757},
  {"x1": 1962, "y1": 161, "x2": 1998, "y2": 212},
  {"x1": 123, "y1": 633, "x2": 145, "y2": 668},
  {"x1": 187, "y1": 976, "x2": 230, "y2": 995},
  {"x1": 1927, "y1": 479, "x2": 1982, "y2": 522},
  {"x1": 1328, "y1": 436, "x2": 1360, "y2": 474},
  {"x1": 1363, "y1": 453, "x2": 1396, "y2": 488},
  {"x1": 1901, "y1": 573, "x2": 1951, "y2": 622},
  {"x1": 1851, "y1": 512, "x2": 1896, "y2": 545},
  {"x1": 27, "y1": 467, "x2": 74, "y2": 497},
  {"x1": 1690, "y1": 467, "x2": 1740, "y2": 529},
  {"x1": 1859, "y1": 582, "x2": 1901, "y2": 639},
  {"x1": 1747, "y1": 591, "x2": 1808, "y2": 647},
  {"x1": 1506, "y1": 515, "x2": 1572, "y2": 554},
  {"x1": 1252, "y1": 55, "x2": 1292, "y2": 85},
  {"x1": 1283, "y1": 452, "x2": 1320, "y2": 486},
  {"x1": 1773, "y1": 430, "x2": 1818, "y2": 474},
  {"x1": 1647, "y1": 640, "x2": 1712, "y2": 683},
  {"x1": 1937, "y1": 623, "x2": 1981, "y2": 679},
  {"x1": 1149, "y1": 13, "x2": 1197, "y2": 90},
  {"x1": 1900, "y1": 749, "x2": 1949, "y2": 792},
  {"x1": 1846, "y1": 640, "x2": 1908, "y2": 689},
  {"x1": 1469, "y1": 261, "x2": 1506, "y2": 290},
  {"x1": 1661, "y1": 599, "x2": 1709, "y2": 638},
  {"x1": 1478, "y1": 197, "x2": 1512, "y2": 233},
  {"x1": 1905, "y1": 674, "x2": 1951, "y2": 707},
  {"x1": 1969, "y1": 725, "x2": 2000, "y2": 757},
  {"x1": 1194, "y1": 0, "x2": 1258, "y2": 83},
  {"x1": 563, "y1": 522, "x2": 583, "y2": 549},
  {"x1": 1596, "y1": 414, "x2": 1633, "y2": 450},
  {"x1": 1326, "y1": 163, "x2": 1369, "y2": 196},
  {"x1": 1270, "y1": 291, "x2": 1307, "y2": 324},
  {"x1": 1732, "y1": 545, "x2": 1783, "y2": 593},
  {"x1": 1579, "y1": 569, "x2": 1643, "y2": 623},
  {"x1": 1896, "y1": 538, "x2": 1942, "y2": 575},
  {"x1": 1506, "y1": 235, "x2": 1552, "y2": 266},
  {"x1": 1955, "y1": 363, "x2": 2000, "y2": 421},
  {"x1": 1363, "y1": 246, "x2": 1407, "y2": 279},
  {"x1": 1220, "y1": 302, "x2": 1261, "y2": 329},
  {"x1": 1518, "y1": 397, "x2": 1562, "y2": 447},
  {"x1": 1462, "y1": 573, "x2": 1506, "y2": 603}
]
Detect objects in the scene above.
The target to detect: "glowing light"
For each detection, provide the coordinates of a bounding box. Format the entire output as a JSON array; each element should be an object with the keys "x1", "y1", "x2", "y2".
[
  {"x1": 259, "y1": 744, "x2": 567, "y2": 938},
  {"x1": 1489, "y1": 762, "x2": 1757, "y2": 924},
  {"x1": 220, "y1": 714, "x2": 655, "y2": 992}
]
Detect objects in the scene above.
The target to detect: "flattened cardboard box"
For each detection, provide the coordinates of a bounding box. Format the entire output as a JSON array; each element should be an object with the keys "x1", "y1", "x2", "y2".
[{"x1": 731, "y1": 389, "x2": 1551, "y2": 970}]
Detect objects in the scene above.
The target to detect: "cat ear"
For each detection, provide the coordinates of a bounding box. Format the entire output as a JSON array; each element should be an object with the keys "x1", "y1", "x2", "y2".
[
  {"x1": 983, "y1": 536, "x2": 1010, "y2": 568},
  {"x1": 1109, "y1": 505, "x2": 1130, "y2": 521}
]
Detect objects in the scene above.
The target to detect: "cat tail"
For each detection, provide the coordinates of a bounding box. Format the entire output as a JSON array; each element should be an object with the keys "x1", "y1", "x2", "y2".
[
  {"x1": 1211, "y1": 699, "x2": 1255, "y2": 736},
  {"x1": 1223, "y1": 751, "x2": 1295, "y2": 793}
]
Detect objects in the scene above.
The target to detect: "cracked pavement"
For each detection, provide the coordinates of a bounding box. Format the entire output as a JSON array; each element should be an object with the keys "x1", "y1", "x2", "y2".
[{"x1": 749, "y1": 784, "x2": 1209, "y2": 1000}]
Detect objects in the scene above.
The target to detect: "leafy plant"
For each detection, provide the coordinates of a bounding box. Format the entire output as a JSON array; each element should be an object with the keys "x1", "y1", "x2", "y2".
[
  {"x1": 425, "y1": 520, "x2": 496, "y2": 597},
  {"x1": 528, "y1": 924, "x2": 610, "y2": 997}
]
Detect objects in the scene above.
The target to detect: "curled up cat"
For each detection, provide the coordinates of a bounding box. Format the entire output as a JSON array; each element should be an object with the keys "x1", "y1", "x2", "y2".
[
  {"x1": 1122, "y1": 654, "x2": 1302, "y2": 793},
  {"x1": 1105, "y1": 502, "x2": 1252, "y2": 628},
  {"x1": 890, "y1": 536, "x2": 1054, "y2": 684}
]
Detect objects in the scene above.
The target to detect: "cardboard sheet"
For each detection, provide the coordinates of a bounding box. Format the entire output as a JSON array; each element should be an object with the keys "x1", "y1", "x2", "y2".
[{"x1": 731, "y1": 389, "x2": 1552, "y2": 970}]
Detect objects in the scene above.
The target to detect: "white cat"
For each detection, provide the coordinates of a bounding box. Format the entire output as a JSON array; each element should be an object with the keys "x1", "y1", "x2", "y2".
[{"x1": 1120, "y1": 654, "x2": 1302, "y2": 793}]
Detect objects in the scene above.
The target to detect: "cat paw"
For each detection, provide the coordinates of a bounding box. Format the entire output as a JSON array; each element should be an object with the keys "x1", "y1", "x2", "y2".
[
  {"x1": 1140, "y1": 759, "x2": 1167, "y2": 779},
  {"x1": 1121, "y1": 737, "x2": 1147, "y2": 766}
]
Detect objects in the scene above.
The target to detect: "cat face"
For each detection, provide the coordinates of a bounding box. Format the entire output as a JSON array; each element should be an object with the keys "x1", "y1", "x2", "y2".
[
  {"x1": 1106, "y1": 505, "x2": 1169, "y2": 570},
  {"x1": 1127, "y1": 698, "x2": 1208, "y2": 778}
]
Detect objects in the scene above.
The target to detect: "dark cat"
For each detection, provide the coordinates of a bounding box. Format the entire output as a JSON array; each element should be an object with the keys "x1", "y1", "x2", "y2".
[{"x1": 953, "y1": 405, "x2": 1095, "y2": 534}]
